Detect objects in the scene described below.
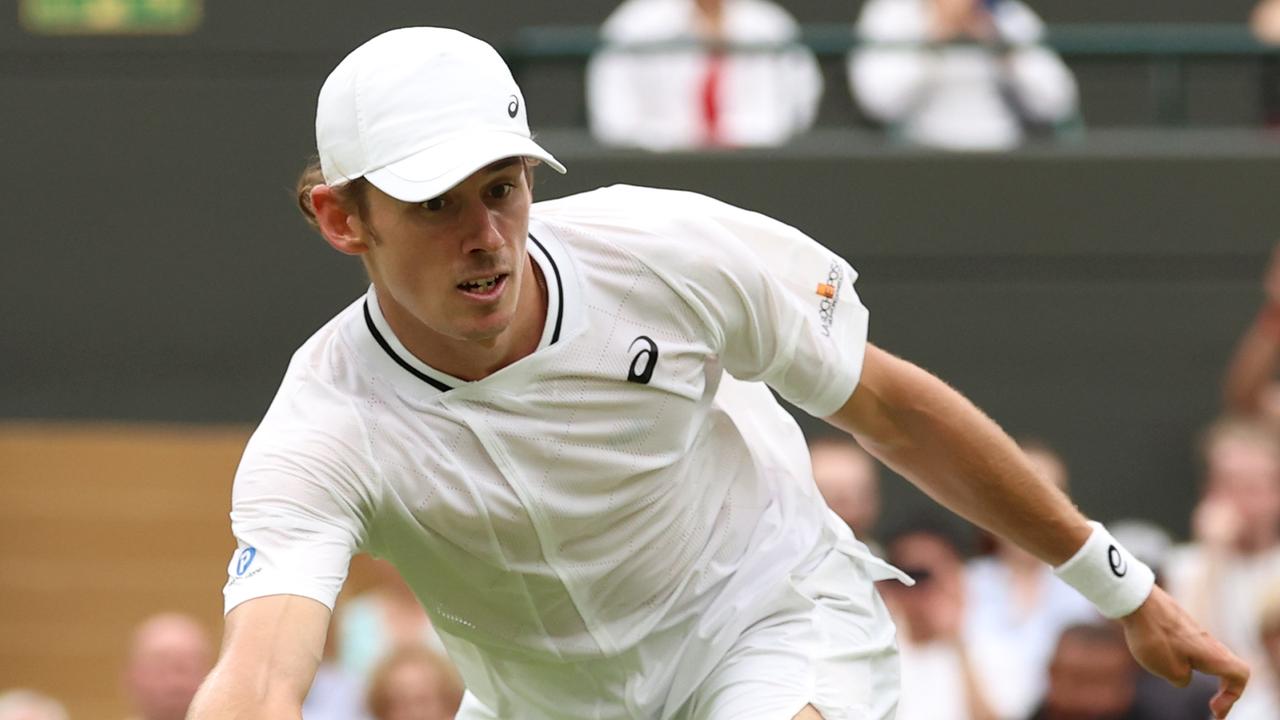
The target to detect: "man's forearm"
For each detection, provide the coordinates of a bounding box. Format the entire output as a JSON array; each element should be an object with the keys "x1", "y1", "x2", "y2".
[
  {"x1": 827, "y1": 346, "x2": 1091, "y2": 564},
  {"x1": 187, "y1": 670, "x2": 304, "y2": 720},
  {"x1": 1223, "y1": 307, "x2": 1280, "y2": 415}
]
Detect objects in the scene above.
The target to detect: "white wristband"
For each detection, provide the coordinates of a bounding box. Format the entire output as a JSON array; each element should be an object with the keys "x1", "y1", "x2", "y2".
[{"x1": 1053, "y1": 521, "x2": 1155, "y2": 619}]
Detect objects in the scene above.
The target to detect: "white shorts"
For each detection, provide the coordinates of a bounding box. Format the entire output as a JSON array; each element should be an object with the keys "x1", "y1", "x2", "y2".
[{"x1": 456, "y1": 543, "x2": 901, "y2": 720}]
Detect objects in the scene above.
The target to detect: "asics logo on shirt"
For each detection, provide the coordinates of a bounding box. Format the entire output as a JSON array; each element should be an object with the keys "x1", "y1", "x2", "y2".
[{"x1": 627, "y1": 336, "x2": 659, "y2": 384}]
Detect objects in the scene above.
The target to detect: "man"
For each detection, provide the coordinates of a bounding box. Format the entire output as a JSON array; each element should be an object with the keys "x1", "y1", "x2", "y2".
[
  {"x1": 809, "y1": 436, "x2": 881, "y2": 546},
  {"x1": 1165, "y1": 417, "x2": 1280, "y2": 714},
  {"x1": 587, "y1": 0, "x2": 822, "y2": 149},
  {"x1": 879, "y1": 519, "x2": 996, "y2": 720},
  {"x1": 1028, "y1": 623, "x2": 1147, "y2": 720},
  {"x1": 848, "y1": 0, "x2": 1078, "y2": 150},
  {"x1": 190, "y1": 27, "x2": 1247, "y2": 720},
  {"x1": 964, "y1": 440, "x2": 1098, "y2": 719},
  {"x1": 123, "y1": 613, "x2": 212, "y2": 720}
]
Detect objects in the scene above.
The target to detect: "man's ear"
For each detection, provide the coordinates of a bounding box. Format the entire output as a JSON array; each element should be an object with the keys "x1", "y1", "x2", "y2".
[{"x1": 311, "y1": 185, "x2": 370, "y2": 255}]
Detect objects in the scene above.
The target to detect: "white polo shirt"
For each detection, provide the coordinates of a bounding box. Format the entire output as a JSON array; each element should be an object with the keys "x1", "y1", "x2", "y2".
[{"x1": 224, "y1": 185, "x2": 885, "y2": 717}]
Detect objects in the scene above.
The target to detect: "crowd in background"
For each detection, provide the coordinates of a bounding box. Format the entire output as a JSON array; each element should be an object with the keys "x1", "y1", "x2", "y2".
[
  {"x1": 5, "y1": 248, "x2": 1279, "y2": 720},
  {"x1": 4, "y1": 0, "x2": 1280, "y2": 718},
  {"x1": 586, "y1": 0, "x2": 1280, "y2": 151}
]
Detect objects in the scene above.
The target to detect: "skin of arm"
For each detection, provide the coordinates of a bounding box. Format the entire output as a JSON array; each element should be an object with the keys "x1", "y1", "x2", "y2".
[
  {"x1": 826, "y1": 344, "x2": 1250, "y2": 719},
  {"x1": 1223, "y1": 244, "x2": 1280, "y2": 415},
  {"x1": 186, "y1": 594, "x2": 331, "y2": 720}
]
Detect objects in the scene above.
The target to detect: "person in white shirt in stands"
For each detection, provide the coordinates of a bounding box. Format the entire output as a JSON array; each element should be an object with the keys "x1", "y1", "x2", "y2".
[
  {"x1": 1165, "y1": 417, "x2": 1280, "y2": 719},
  {"x1": 188, "y1": 26, "x2": 1246, "y2": 720},
  {"x1": 963, "y1": 440, "x2": 1099, "y2": 719},
  {"x1": 880, "y1": 519, "x2": 998, "y2": 720},
  {"x1": 587, "y1": 0, "x2": 822, "y2": 150},
  {"x1": 848, "y1": 0, "x2": 1078, "y2": 151}
]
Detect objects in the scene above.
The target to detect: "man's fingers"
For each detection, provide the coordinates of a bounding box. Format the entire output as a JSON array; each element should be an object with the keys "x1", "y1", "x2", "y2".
[
  {"x1": 1210, "y1": 685, "x2": 1244, "y2": 719},
  {"x1": 1193, "y1": 643, "x2": 1250, "y2": 719}
]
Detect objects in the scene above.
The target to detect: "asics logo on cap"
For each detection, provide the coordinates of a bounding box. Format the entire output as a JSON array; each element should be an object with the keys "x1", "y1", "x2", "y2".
[{"x1": 508, "y1": 95, "x2": 519, "y2": 118}]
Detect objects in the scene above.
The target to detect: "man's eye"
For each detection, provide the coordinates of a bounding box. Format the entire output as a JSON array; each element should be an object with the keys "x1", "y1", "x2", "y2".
[
  {"x1": 490, "y1": 183, "x2": 514, "y2": 199},
  {"x1": 422, "y1": 197, "x2": 447, "y2": 212}
]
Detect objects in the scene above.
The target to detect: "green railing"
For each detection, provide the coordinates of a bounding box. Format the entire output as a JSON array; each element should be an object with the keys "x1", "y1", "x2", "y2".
[{"x1": 509, "y1": 23, "x2": 1280, "y2": 126}]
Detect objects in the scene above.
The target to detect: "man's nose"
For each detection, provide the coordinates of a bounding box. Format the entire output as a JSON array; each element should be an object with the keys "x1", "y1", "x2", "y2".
[{"x1": 460, "y1": 200, "x2": 504, "y2": 253}]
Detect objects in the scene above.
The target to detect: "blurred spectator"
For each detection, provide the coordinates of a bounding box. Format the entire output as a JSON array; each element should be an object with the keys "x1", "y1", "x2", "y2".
[
  {"x1": 848, "y1": 0, "x2": 1078, "y2": 151},
  {"x1": 303, "y1": 617, "x2": 368, "y2": 720},
  {"x1": 123, "y1": 612, "x2": 213, "y2": 720},
  {"x1": 1165, "y1": 417, "x2": 1280, "y2": 711},
  {"x1": 0, "y1": 690, "x2": 68, "y2": 720},
  {"x1": 304, "y1": 661, "x2": 368, "y2": 720},
  {"x1": 809, "y1": 435, "x2": 882, "y2": 547},
  {"x1": 337, "y1": 559, "x2": 446, "y2": 685},
  {"x1": 1230, "y1": 581, "x2": 1280, "y2": 718},
  {"x1": 1222, "y1": 243, "x2": 1280, "y2": 419},
  {"x1": 1251, "y1": 0, "x2": 1280, "y2": 126},
  {"x1": 964, "y1": 440, "x2": 1098, "y2": 719},
  {"x1": 880, "y1": 517, "x2": 997, "y2": 720},
  {"x1": 1257, "y1": 0, "x2": 1280, "y2": 43},
  {"x1": 366, "y1": 646, "x2": 464, "y2": 720},
  {"x1": 1026, "y1": 623, "x2": 1146, "y2": 720},
  {"x1": 1109, "y1": 520, "x2": 1218, "y2": 720},
  {"x1": 586, "y1": 0, "x2": 822, "y2": 150}
]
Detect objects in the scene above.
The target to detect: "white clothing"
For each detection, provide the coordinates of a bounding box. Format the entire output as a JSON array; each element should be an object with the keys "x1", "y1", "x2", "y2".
[
  {"x1": 848, "y1": 0, "x2": 1078, "y2": 151},
  {"x1": 223, "y1": 185, "x2": 904, "y2": 719},
  {"x1": 456, "y1": 542, "x2": 901, "y2": 720},
  {"x1": 1164, "y1": 543, "x2": 1280, "y2": 711},
  {"x1": 587, "y1": 0, "x2": 822, "y2": 150},
  {"x1": 894, "y1": 641, "x2": 970, "y2": 720},
  {"x1": 963, "y1": 558, "x2": 1099, "y2": 719}
]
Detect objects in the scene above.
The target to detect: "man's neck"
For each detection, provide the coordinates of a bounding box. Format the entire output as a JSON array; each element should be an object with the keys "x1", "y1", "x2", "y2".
[{"x1": 377, "y1": 255, "x2": 547, "y2": 382}]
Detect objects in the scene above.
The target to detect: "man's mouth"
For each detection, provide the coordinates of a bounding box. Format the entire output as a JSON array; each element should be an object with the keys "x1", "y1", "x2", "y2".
[{"x1": 457, "y1": 273, "x2": 509, "y2": 299}]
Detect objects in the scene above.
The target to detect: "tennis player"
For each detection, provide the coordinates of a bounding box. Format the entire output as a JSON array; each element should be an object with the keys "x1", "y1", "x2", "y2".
[{"x1": 189, "y1": 27, "x2": 1248, "y2": 720}]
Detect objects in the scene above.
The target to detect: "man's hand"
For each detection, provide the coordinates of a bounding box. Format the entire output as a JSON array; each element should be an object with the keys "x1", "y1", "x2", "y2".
[{"x1": 1119, "y1": 586, "x2": 1250, "y2": 719}]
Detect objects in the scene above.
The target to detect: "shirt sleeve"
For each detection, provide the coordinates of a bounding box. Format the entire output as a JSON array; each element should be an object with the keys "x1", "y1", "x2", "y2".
[
  {"x1": 222, "y1": 425, "x2": 374, "y2": 614},
  {"x1": 660, "y1": 190, "x2": 870, "y2": 417}
]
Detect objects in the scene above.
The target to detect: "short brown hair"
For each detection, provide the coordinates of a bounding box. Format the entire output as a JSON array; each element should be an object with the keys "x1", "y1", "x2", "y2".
[
  {"x1": 295, "y1": 157, "x2": 371, "y2": 230},
  {"x1": 294, "y1": 156, "x2": 538, "y2": 232}
]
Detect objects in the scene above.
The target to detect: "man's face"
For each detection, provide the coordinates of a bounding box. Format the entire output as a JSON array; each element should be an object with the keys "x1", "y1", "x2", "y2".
[
  {"x1": 1043, "y1": 636, "x2": 1137, "y2": 720},
  {"x1": 383, "y1": 661, "x2": 452, "y2": 720},
  {"x1": 811, "y1": 445, "x2": 879, "y2": 537},
  {"x1": 883, "y1": 532, "x2": 965, "y2": 641},
  {"x1": 1206, "y1": 436, "x2": 1280, "y2": 535},
  {"x1": 359, "y1": 159, "x2": 533, "y2": 346},
  {"x1": 125, "y1": 623, "x2": 212, "y2": 720}
]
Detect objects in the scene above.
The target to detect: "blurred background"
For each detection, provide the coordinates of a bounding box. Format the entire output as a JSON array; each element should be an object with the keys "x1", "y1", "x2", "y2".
[{"x1": 4, "y1": 1, "x2": 1280, "y2": 718}]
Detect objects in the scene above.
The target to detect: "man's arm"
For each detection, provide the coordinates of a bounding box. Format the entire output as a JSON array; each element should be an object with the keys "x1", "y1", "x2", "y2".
[
  {"x1": 825, "y1": 344, "x2": 1250, "y2": 719},
  {"x1": 1223, "y1": 244, "x2": 1280, "y2": 415},
  {"x1": 187, "y1": 595, "x2": 331, "y2": 720}
]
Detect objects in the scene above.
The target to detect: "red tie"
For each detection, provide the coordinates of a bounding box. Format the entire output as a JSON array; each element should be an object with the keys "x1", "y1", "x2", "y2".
[{"x1": 700, "y1": 52, "x2": 724, "y2": 146}]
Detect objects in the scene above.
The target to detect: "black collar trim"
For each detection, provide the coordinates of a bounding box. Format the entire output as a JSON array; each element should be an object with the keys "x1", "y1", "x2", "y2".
[
  {"x1": 362, "y1": 301, "x2": 454, "y2": 393},
  {"x1": 529, "y1": 232, "x2": 564, "y2": 344},
  {"x1": 362, "y1": 234, "x2": 564, "y2": 391}
]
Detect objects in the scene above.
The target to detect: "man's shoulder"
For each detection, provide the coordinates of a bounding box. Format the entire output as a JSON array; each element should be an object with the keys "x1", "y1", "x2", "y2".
[
  {"x1": 532, "y1": 185, "x2": 761, "y2": 274},
  {"x1": 248, "y1": 297, "x2": 377, "y2": 455}
]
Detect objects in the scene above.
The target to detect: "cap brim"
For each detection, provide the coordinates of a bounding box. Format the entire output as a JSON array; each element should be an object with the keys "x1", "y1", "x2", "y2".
[{"x1": 364, "y1": 130, "x2": 566, "y2": 203}]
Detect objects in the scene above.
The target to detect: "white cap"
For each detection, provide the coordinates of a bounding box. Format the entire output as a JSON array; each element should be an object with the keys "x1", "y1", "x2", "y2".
[{"x1": 315, "y1": 27, "x2": 565, "y2": 202}]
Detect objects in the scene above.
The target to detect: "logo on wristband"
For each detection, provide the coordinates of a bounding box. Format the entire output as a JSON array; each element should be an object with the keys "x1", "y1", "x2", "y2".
[{"x1": 1107, "y1": 545, "x2": 1127, "y2": 577}]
